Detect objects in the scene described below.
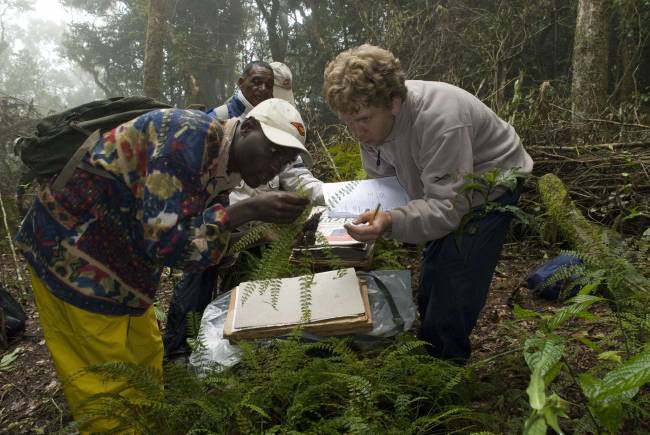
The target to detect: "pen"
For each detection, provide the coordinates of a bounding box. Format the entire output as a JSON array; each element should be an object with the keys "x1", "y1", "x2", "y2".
[{"x1": 368, "y1": 203, "x2": 381, "y2": 225}]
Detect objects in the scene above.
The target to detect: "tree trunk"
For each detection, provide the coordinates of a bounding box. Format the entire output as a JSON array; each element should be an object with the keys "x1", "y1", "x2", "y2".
[
  {"x1": 255, "y1": 0, "x2": 289, "y2": 62},
  {"x1": 187, "y1": 66, "x2": 219, "y2": 107},
  {"x1": 143, "y1": 0, "x2": 167, "y2": 101},
  {"x1": 617, "y1": 1, "x2": 644, "y2": 100},
  {"x1": 571, "y1": 0, "x2": 609, "y2": 132},
  {"x1": 620, "y1": 37, "x2": 637, "y2": 99}
]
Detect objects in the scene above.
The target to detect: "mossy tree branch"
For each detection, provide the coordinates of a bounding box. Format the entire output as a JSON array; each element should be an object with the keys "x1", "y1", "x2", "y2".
[{"x1": 538, "y1": 173, "x2": 649, "y2": 300}]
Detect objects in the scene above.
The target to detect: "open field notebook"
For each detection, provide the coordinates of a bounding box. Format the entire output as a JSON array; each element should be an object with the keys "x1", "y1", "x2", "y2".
[
  {"x1": 290, "y1": 177, "x2": 409, "y2": 268},
  {"x1": 290, "y1": 207, "x2": 375, "y2": 268},
  {"x1": 224, "y1": 268, "x2": 373, "y2": 340},
  {"x1": 322, "y1": 176, "x2": 410, "y2": 219}
]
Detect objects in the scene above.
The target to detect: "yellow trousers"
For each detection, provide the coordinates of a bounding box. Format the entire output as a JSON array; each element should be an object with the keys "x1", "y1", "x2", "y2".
[{"x1": 29, "y1": 268, "x2": 163, "y2": 433}]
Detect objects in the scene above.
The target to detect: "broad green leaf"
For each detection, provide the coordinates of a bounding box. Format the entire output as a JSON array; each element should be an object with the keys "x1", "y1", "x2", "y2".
[
  {"x1": 458, "y1": 182, "x2": 485, "y2": 194},
  {"x1": 548, "y1": 295, "x2": 603, "y2": 330},
  {"x1": 527, "y1": 368, "x2": 546, "y2": 410},
  {"x1": 575, "y1": 311, "x2": 599, "y2": 321},
  {"x1": 566, "y1": 294, "x2": 604, "y2": 304},
  {"x1": 594, "y1": 347, "x2": 650, "y2": 404},
  {"x1": 597, "y1": 351, "x2": 622, "y2": 364},
  {"x1": 542, "y1": 406, "x2": 563, "y2": 434},
  {"x1": 523, "y1": 414, "x2": 547, "y2": 435},
  {"x1": 577, "y1": 337, "x2": 600, "y2": 351},
  {"x1": 544, "y1": 393, "x2": 568, "y2": 434},
  {"x1": 578, "y1": 283, "x2": 598, "y2": 295},
  {"x1": 580, "y1": 346, "x2": 650, "y2": 435},
  {"x1": 590, "y1": 402, "x2": 624, "y2": 434},
  {"x1": 543, "y1": 360, "x2": 564, "y2": 385},
  {"x1": 514, "y1": 304, "x2": 541, "y2": 320},
  {"x1": 579, "y1": 373, "x2": 601, "y2": 401},
  {"x1": 523, "y1": 336, "x2": 564, "y2": 377},
  {"x1": 0, "y1": 347, "x2": 24, "y2": 371}
]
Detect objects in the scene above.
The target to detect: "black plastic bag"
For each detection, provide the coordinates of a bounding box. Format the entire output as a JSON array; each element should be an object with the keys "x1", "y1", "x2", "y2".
[{"x1": 1, "y1": 284, "x2": 26, "y2": 345}]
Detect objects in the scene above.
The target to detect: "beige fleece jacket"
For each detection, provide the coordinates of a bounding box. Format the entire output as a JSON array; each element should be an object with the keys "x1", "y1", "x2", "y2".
[{"x1": 360, "y1": 80, "x2": 534, "y2": 243}]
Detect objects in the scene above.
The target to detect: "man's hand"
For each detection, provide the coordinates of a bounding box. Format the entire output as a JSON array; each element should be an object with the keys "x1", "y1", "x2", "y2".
[
  {"x1": 344, "y1": 210, "x2": 392, "y2": 242},
  {"x1": 228, "y1": 191, "x2": 309, "y2": 227},
  {"x1": 261, "y1": 228, "x2": 281, "y2": 243}
]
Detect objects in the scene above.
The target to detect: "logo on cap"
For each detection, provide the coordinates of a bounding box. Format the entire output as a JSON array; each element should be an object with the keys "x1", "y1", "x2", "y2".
[{"x1": 290, "y1": 121, "x2": 305, "y2": 137}]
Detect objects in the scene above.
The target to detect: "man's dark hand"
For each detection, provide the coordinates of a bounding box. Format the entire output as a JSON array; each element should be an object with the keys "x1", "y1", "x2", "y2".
[
  {"x1": 227, "y1": 192, "x2": 309, "y2": 227},
  {"x1": 250, "y1": 192, "x2": 309, "y2": 223}
]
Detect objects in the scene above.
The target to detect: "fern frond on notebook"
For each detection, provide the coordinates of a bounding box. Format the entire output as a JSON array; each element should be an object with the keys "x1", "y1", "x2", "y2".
[{"x1": 224, "y1": 268, "x2": 372, "y2": 341}]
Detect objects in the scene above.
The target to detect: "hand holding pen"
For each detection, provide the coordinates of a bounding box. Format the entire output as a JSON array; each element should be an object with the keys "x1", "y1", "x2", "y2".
[
  {"x1": 367, "y1": 203, "x2": 381, "y2": 226},
  {"x1": 344, "y1": 203, "x2": 392, "y2": 242}
]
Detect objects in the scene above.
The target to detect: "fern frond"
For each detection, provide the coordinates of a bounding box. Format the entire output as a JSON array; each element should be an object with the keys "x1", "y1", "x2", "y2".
[
  {"x1": 302, "y1": 341, "x2": 337, "y2": 356},
  {"x1": 383, "y1": 338, "x2": 428, "y2": 360},
  {"x1": 185, "y1": 310, "x2": 202, "y2": 340},
  {"x1": 410, "y1": 407, "x2": 474, "y2": 433},
  {"x1": 329, "y1": 372, "x2": 373, "y2": 406},
  {"x1": 299, "y1": 272, "x2": 314, "y2": 322},
  {"x1": 238, "y1": 402, "x2": 271, "y2": 420},
  {"x1": 227, "y1": 223, "x2": 280, "y2": 255},
  {"x1": 394, "y1": 393, "x2": 411, "y2": 420},
  {"x1": 547, "y1": 294, "x2": 605, "y2": 330}
]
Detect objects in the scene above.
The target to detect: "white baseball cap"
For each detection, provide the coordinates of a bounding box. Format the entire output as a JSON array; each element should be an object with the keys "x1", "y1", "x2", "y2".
[
  {"x1": 247, "y1": 98, "x2": 312, "y2": 167},
  {"x1": 270, "y1": 61, "x2": 296, "y2": 106}
]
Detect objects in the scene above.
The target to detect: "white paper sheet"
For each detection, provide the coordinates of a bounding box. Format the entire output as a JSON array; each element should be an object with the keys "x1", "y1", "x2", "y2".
[
  {"x1": 322, "y1": 176, "x2": 410, "y2": 218},
  {"x1": 232, "y1": 268, "x2": 364, "y2": 330}
]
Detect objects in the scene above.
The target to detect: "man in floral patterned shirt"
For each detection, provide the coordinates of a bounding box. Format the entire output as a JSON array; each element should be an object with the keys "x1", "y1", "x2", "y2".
[{"x1": 15, "y1": 98, "x2": 310, "y2": 431}]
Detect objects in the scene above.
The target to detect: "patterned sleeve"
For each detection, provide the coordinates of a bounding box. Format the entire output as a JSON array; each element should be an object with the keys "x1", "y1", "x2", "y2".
[{"x1": 111, "y1": 109, "x2": 232, "y2": 270}]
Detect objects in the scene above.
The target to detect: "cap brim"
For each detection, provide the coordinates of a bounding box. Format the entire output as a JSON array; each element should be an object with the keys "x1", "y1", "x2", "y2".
[
  {"x1": 273, "y1": 86, "x2": 296, "y2": 106},
  {"x1": 258, "y1": 123, "x2": 313, "y2": 168}
]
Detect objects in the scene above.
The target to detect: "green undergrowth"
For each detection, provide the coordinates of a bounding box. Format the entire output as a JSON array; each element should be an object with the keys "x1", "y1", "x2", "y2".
[{"x1": 69, "y1": 335, "x2": 509, "y2": 434}]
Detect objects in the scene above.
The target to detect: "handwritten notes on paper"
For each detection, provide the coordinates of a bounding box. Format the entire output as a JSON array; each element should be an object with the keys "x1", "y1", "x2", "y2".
[{"x1": 323, "y1": 176, "x2": 410, "y2": 218}]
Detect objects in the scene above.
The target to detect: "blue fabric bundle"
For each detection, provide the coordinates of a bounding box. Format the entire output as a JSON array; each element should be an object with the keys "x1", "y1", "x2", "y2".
[{"x1": 526, "y1": 254, "x2": 583, "y2": 301}]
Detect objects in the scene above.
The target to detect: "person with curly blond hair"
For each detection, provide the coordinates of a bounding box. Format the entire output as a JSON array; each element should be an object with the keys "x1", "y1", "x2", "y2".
[{"x1": 323, "y1": 44, "x2": 534, "y2": 363}]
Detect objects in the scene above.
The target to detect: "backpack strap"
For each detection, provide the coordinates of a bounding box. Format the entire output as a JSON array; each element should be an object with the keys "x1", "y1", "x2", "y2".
[{"x1": 51, "y1": 130, "x2": 108, "y2": 192}]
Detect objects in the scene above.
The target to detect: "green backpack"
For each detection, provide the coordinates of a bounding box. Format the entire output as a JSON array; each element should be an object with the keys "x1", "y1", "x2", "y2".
[{"x1": 15, "y1": 96, "x2": 172, "y2": 182}]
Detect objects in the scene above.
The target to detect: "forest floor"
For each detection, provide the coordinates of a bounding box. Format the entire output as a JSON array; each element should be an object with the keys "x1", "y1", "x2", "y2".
[{"x1": 0, "y1": 237, "x2": 590, "y2": 434}]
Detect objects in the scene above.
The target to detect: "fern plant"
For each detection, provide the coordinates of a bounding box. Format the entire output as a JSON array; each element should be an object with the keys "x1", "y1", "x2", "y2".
[
  {"x1": 226, "y1": 222, "x2": 281, "y2": 255},
  {"x1": 235, "y1": 180, "x2": 365, "y2": 318},
  {"x1": 237, "y1": 203, "x2": 315, "y2": 317},
  {"x1": 69, "y1": 335, "x2": 496, "y2": 434},
  {"x1": 514, "y1": 175, "x2": 650, "y2": 433},
  {"x1": 514, "y1": 274, "x2": 650, "y2": 434}
]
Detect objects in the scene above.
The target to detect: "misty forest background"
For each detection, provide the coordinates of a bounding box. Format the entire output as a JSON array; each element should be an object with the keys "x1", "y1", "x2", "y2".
[
  {"x1": 0, "y1": 0, "x2": 649, "y2": 190},
  {"x1": 1, "y1": 0, "x2": 650, "y2": 434}
]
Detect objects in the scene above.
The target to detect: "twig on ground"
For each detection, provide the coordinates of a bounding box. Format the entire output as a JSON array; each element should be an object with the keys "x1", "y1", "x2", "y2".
[
  {"x1": 315, "y1": 131, "x2": 342, "y2": 181},
  {"x1": 0, "y1": 190, "x2": 24, "y2": 293}
]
